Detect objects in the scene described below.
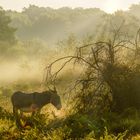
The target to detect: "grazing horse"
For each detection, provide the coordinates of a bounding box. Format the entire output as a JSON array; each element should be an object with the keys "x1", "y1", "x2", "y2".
[{"x1": 11, "y1": 89, "x2": 62, "y2": 127}]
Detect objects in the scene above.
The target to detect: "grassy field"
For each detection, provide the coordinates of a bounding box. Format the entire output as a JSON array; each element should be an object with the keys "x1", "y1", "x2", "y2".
[{"x1": 0, "y1": 84, "x2": 140, "y2": 140}]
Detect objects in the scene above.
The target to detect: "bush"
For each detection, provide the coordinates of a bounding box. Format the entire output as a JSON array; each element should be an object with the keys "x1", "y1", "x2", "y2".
[
  {"x1": 103, "y1": 63, "x2": 140, "y2": 112},
  {"x1": 102, "y1": 108, "x2": 140, "y2": 135}
]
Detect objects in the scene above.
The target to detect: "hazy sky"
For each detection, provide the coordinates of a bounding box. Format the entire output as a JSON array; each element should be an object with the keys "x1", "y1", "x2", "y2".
[{"x1": 0, "y1": 0, "x2": 140, "y2": 13}]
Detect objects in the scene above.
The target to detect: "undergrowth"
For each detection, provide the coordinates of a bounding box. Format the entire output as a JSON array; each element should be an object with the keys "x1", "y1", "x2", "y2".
[{"x1": 0, "y1": 102, "x2": 139, "y2": 139}]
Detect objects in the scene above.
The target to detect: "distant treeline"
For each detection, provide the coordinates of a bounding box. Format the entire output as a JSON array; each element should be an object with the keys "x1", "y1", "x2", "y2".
[
  {"x1": 5, "y1": 4, "x2": 140, "y2": 44},
  {"x1": 0, "y1": 4, "x2": 140, "y2": 61}
]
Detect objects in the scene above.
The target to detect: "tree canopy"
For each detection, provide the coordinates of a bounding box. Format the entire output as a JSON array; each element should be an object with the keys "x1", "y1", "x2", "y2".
[{"x1": 0, "y1": 7, "x2": 16, "y2": 44}]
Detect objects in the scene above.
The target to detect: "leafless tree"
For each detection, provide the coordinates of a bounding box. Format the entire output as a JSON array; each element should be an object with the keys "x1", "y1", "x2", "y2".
[{"x1": 43, "y1": 25, "x2": 140, "y2": 114}]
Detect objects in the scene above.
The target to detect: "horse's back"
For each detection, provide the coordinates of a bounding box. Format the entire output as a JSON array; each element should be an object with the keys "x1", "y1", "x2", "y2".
[{"x1": 11, "y1": 91, "x2": 35, "y2": 108}]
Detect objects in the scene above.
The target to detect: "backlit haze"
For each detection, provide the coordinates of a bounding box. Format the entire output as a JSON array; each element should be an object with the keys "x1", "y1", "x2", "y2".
[{"x1": 0, "y1": 0, "x2": 140, "y2": 13}]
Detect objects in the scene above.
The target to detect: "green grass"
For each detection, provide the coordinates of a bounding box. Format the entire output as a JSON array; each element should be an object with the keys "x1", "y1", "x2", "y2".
[
  {"x1": 0, "y1": 86, "x2": 140, "y2": 139},
  {"x1": 0, "y1": 104, "x2": 137, "y2": 140}
]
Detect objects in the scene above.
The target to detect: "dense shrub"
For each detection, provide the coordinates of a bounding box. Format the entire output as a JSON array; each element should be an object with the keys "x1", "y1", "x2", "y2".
[{"x1": 103, "y1": 63, "x2": 140, "y2": 112}]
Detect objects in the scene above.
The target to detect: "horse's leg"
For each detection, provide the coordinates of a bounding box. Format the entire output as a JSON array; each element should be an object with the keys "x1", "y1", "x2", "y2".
[
  {"x1": 20, "y1": 110, "x2": 24, "y2": 119},
  {"x1": 13, "y1": 107, "x2": 22, "y2": 128},
  {"x1": 13, "y1": 106, "x2": 16, "y2": 116}
]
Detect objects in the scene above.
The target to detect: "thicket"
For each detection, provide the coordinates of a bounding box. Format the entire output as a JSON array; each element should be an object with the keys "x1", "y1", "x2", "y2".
[{"x1": 44, "y1": 20, "x2": 140, "y2": 138}]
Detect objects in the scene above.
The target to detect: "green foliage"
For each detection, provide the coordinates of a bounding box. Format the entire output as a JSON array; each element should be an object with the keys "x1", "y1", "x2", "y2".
[
  {"x1": 0, "y1": 7, "x2": 16, "y2": 44},
  {"x1": 7, "y1": 4, "x2": 140, "y2": 44},
  {"x1": 64, "y1": 114, "x2": 101, "y2": 138},
  {"x1": 103, "y1": 63, "x2": 140, "y2": 112},
  {"x1": 46, "y1": 126, "x2": 71, "y2": 140},
  {"x1": 101, "y1": 108, "x2": 140, "y2": 135},
  {"x1": 99, "y1": 127, "x2": 127, "y2": 140},
  {"x1": 8, "y1": 5, "x2": 105, "y2": 42},
  {"x1": 0, "y1": 101, "x2": 139, "y2": 140}
]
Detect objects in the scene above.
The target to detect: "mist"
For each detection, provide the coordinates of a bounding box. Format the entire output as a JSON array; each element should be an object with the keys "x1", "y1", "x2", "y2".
[{"x1": 0, "y1": 3, "x2": 140, "y2": 139}]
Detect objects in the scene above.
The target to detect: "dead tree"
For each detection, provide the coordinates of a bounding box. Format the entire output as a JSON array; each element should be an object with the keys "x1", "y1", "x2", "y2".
[{"x1": 43, "y1": 26, "x2": 140, "y2": 114}]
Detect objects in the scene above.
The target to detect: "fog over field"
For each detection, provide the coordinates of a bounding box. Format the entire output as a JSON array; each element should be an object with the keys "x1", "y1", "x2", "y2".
[
  {"x1": 0, "y1": 2, "x2": 139, "y2": 86},
  {"x1": 0, "y1": 1, "x2": 140, "y2": 139}
]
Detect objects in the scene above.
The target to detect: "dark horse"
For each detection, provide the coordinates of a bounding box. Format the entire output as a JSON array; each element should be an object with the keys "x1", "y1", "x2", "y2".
[{"x1": 11, "y1": 89, "x2": 62, "y2": 127}]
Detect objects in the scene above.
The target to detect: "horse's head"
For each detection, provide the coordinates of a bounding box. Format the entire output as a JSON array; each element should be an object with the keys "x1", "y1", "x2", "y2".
[{"x1": 48, "y1": 87, "x2": 62, "y2": 110}]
